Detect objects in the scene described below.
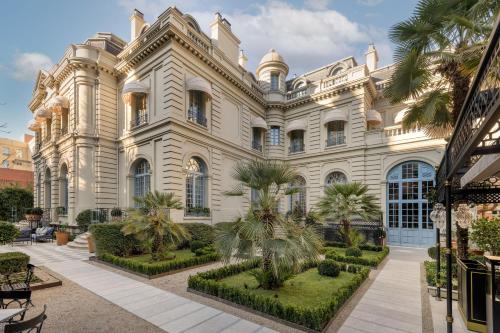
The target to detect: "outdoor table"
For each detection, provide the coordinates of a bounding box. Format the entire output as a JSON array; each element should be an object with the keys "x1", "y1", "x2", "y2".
[{"x1": 0, "y1": 308, "x2": 26, "y2": 323}]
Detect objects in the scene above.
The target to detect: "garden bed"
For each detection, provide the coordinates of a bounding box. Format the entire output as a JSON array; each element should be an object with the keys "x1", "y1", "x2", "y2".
[
  {"x1": 93, "y1": 249, "x2": 219, "y2": 279},
  {"x1": 324, "y1": 245, "x2": 389, "y2": 267},
  {"x1": 188, "y1": 260, "x2": 370, "y2": 332}
]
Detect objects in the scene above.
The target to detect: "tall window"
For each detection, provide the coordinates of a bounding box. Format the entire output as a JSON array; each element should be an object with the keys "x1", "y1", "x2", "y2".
[
  {"x1": 37, "y1": 174, "x2": 42, "y2": 206},
  {"x1": 326, "y1": 121, "x2": 345, "y2": 146},
  {"x1": 270, "y1": 73, "x2": 279, "y2": 91},
  {"x1": 59, "y1": 164, "x2": 69, "y2": 214},
  {"x1": 133, "y1": 159, "x2": 150, "y2": 200},
  {"x1": 325, "y1": 171, "x2": 347, "y2": 187},
  {"x1": 252, "y1": 128, "x2": 263, "y2": 151},
  {"x1": 387, "y1": 161, "x2": 435, "y2": 243},
  {"x1": 61, "y1": 109, "x2": 69, "y2": 135},
  {"x1": 188, "y1": 91, "x2": 207, "y2": 126},
  {"x1": 44, "y1": 168, "x2": 51, "y2": 209},
  {"x1": 289, "y1": 176, "x2": 306, "y2": 217},
  {"x1": 185, "y1": 157, "x2": 208, "y2": 216},
  {"x1": 45, "y1": 119, "x2": 52, "y2": 141},
  {"x1": 131, "y1": 94, "x2": 147, "y2": 128},
  {"x1": 270, "y1": 126, "x2": 280, "y2": 145},
  {"x1": 289, "y1": 130, "x2": 305, "y2": 153}
]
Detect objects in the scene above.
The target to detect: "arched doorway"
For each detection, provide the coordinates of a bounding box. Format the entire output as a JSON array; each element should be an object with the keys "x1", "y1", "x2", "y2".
[{"x1": 387, "y1": 161, "x2": 435, "y2": 246}]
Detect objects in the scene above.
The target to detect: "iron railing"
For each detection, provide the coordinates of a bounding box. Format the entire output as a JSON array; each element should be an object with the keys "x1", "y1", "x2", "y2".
[
  {"x1": 130, "y1": 113, "x2": 148, "y2": 129},
  {"x1": 289, "y1": 141, "x2": 305, "y2": 154},
  {"x1": 188, "y1": 107, "x2": 207, "y2": 127},
  {"x1": 252, "y1": 140, "x2": 263, "y2": 152},
  {"x1": 326, "y1": 135, "x2": 346, "y2": 147}
]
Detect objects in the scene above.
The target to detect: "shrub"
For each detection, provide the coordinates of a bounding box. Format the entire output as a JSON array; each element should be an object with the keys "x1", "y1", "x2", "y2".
[
  {"x1": 190, "y1": 240, "x2": 206, "y2": 253},
  {"x1": 89, "y1": 223, "x2": 141, "y2": 256},
  {"x1": 110, "y1": 207, "x2": 123, "y2": 217},
  {"x1": 99, "y1": 251, "x2": 219, "y2": 276},
  {"x1": 318, "y1": 259, "x2": 341, "y2": 277},
  {"x1": 0, "y1": 187, "x2": 34, "y2": 221},
  {"x1": 0, "y1": 252, "x2": 29, "y2": 275},
  {"x1": 325, "y1": 246, "x2": 389, "y2": 267},
  {"x1": 188, "y1": 260, "x2": 369, "y2": 331},
  {"x1": 181, "y1": 223, "x2": 215, "y2": 245},
  {"x1": 424, "y1": 260, "x2": 458, "y2": 290},
  {"x1": 76, "y1": 210, "x2": 92, "y2": 232},
  {"x1": 324, "y1": 242, "x2": 383, "y2": 252},
  {"x1": 470, "y1": 217, "x2": 500, "y2": 255},
  {"x1": 0, "y1": 222, "x2": 19, "y2": 243},
  {"x1": 25, "y1": 207, "x2": 43, "y2": 216},
  {"x1": 345, "y1": 247, "x2": 362, "y2": 257}
]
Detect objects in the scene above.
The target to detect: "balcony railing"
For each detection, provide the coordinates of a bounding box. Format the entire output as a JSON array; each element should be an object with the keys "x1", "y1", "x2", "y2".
[
  {"x1": 289, "y1": 142, "x2": 305, "y2": 154},
  {"x1": 130, "y1": 113, "x2": 148, "y2": 129},
  {"x1": 326, "y1": 135, "x2": 346, "y2": 146},
  {"x1": 286, "y1": 88, "x2": 308, "y2": 100},
  {"x1": 188, "y1": 107, "x2": 207, "y2": 127},
  {"x1": 384, "y1": 125, "x2": 423, "y2": 137},
  {"x1": 252, "y1": 140, "x2": 263, "y2": 152},
  {"x1": 59, "y1": 126, "x2": 68, "y2": 136}
]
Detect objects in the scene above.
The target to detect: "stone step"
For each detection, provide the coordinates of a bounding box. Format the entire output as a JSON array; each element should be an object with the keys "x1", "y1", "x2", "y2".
[{"x1": 67, "y1": 243, "x2": 88, "y2": 250}]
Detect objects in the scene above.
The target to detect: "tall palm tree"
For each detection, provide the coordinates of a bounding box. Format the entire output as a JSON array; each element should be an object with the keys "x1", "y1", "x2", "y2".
[
  {"x1": 316, "y1": 182, "x2": 380, "y2": 247},
  {"x1": 385, "y1": 0, "x2": 498, "y2": 259},
  {"x1": 216, "y1": 160, "x2": 322, "y2": 289},
  {"x1": 121, "y1": 191, "x2": 189, "y2": 261},
  {"x1": 384, "y1": 0, "x2": 498, "y2": 138}
]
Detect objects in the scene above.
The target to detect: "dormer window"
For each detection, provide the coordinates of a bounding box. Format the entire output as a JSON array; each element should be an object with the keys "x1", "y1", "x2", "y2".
[
  {"x1": 270, "y1": 73, "x2": 279, "y2": 91},
  {"x1": 186, "y1": 77, "x2": 212, "y2": 127},
  {"x1": 122, "y1": 80, "x2": 150, "y2": 130}
]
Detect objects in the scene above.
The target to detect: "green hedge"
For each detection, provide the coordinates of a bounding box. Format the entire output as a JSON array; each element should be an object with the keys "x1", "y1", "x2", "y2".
[
  {"x1": 424, "y1": 260, "x2": 458, "y2": 290},
  {"x1": 325, "y1": 246, "x2": 389, "y2": 267},
  {"x1": 0, "y1": 252, "x2": 29, "y2": 275},
  {"x1": 324, "y1": 241, "x2": 384, "y2": 252},
  {"x1": 99, "y1": 251, "x2": 220, "y2": 276},
  {"x1": 188, "y1": 260, "x2": 369, "y2": 331},
  {"x1": 0, "y1": 222, "x2": 19, "y2": 243},
  {"x1": 89, "y1": 223, "x2": 141, "y2": 256},
  {"x1": 181, "y1": 223, "x2": 215, "y2": 245}
]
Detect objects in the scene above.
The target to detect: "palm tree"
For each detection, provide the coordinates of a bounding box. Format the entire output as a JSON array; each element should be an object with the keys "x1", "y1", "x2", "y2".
[
  {"x1": 121, "y1": 191, "x2": 189, "y2": 261},
  {"x1": 384, "y1": 0, "x2": 498, "y2": 138},
  {"x1": 316, "y1": 182, "x2": 380, "y2": 247},
  {"x1": 216, "y1": 160, "x2": 322, "y2": 289},
  {"x1": 385, "y1": 0, "x2": 498, "y2": 259}
]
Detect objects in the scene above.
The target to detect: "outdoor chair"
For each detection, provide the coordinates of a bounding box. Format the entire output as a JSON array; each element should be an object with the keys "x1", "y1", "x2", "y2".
[
  {"x1": 31, "y1": 228, "x2": 54, "y2": 243},
  {"x1": 1, "y1": 265, "x2": 35, "y2": 292},
  {"x1": 11, "y1": 230, "x2": 31, "y2": 246},
  {"x1": 4, "y1": 304, "x2": 47, "y2": 333},
  {"x1": 0, "y1": 290, "x2": 32, "y2": 323}
]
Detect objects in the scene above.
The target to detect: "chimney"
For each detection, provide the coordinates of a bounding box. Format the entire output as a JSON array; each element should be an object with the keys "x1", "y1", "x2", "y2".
[
  {"x1": 24, "y1": 134, "x2": 34, "y2": 144},
  {"x1": 238, "y1": 50, "x2": 248, "y2": 68},
  {"x1": 130, "y1": 9, "x2": 145, "y2": 41},
  {"x1": 210, "y1": 12, "x2": 241, "y2": 65},
  {"x1": 365, "y1": 43, "x2": 379, "y2": 72}
]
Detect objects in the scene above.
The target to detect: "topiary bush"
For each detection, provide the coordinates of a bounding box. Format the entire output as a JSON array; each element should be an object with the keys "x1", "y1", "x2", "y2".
[
  {"x1": 0, "y1": 252, "x2": 29, "y2": 275},
  {"x1": 180, "y1": 223, "x2": 215, "y2": 246},
  {"x1": 89, "y1": 223, "x2": 141, "y2": 256},
  {"x1": 0, "y1": 222, "x2": 19, "y2": 244},
  {"x1": 470, "y1": 217, "x2": 500, "y2": 255},
  {"x1": 76, "y1": 210, "x2": 92, "y2": 232},
  {"x1": 318, "y1": 259, "x2": 341, "y2": 277},
  {"x1": 345, "y1": 246, "x2": 362, "y2": 257},
  {"x1": 190, "y1": 240, "x2": 206, "y2": 253},
  {"x1": 194, "y1": 245, "x2": 217, "y2": 257}
]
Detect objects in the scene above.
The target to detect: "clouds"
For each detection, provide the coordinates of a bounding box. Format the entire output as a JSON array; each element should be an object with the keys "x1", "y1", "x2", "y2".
[
  {"x1": 357, "y1": 0, "x2": 384, "y2": 6},
  {"x1": 10, "y1": 52, "x2": 53, "y2": 81}
]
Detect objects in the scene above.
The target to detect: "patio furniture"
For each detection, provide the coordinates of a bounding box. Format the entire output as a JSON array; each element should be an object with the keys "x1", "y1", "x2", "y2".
[
  {"x1": 4, "y1": 305, "x2": 47, "y2": 333},
  {"x1": 0, "y1": 309, "x2": 26, "y2": 323},
  {"x1": 1, "y1": 265, "x2": 35, "y2": 292},
  {"x1": 31, "y1": 227, "x2": 54, "y2": 243},
  {"x1": 11, "y1": 230, "x2": 31, "y2": 246},
  {"x1": 0, "y1": 290, "x2": 32, "y2": 323}
]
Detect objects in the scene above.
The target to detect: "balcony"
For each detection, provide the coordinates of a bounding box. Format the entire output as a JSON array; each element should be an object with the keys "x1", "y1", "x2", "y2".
[
  {"x1": 286, "y1": 88, "x2": 308, "y2": 101},
  {"x1": 252, "y1": 140, "x2": 263, "y2": 152},
  {"x1": 326, "y1": 135, "x2": 346, "y2": 147},
  {"x1": 188, "y1": 107, "x2": 207, "y2": 127},
  {"x1": 130, "y1": 113, "x2": 148, "y2": 129},
  {"x1": 289, "y1": 142, "x2": 305, "y2": 154}
]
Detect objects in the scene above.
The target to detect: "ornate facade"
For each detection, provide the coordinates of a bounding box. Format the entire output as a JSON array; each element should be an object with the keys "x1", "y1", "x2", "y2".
[{"x1": 27, "y1": 7, "x2": 446, "y2": 246}]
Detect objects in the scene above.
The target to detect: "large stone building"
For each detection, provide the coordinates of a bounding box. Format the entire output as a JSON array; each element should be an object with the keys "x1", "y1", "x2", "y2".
[
  {"x1": 27, "y1": 7, "x2": 446, "y2": 246},
  {"x1": 0, "y1": 135, "x2": 34, "y2": 188}
]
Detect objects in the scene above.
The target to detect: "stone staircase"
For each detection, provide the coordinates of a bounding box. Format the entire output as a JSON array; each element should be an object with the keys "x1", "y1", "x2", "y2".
[{"x1": 67, "y1": 232, "x2": 90, "y2": 251}]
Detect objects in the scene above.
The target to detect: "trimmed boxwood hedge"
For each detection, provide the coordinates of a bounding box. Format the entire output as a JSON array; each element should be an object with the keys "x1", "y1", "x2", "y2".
[
  {"x1": 0, "y1": 252, "x2": 29, "y2": 275},
  {"x1": 99, "y1": 251, "x2": 220, "y2": 276},
  {"x1": 188, "y1": 259, "x2": 370, "y2": 331},
  {"x1": 89, "y1": 223, "x2": 142, "y2": 256},
  {"x1": 324, "y1": 241, "x2": 384, "y2": 252},
  {"x1": 325, "y1": 246, "x2": 389, "y2": 267}
]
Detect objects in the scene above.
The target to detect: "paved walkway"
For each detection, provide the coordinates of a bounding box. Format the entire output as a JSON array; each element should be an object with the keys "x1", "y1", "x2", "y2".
[
  {"x1": 337, "y1": 247, "x2": 428, "y2": 333},
  {"x1": 1, "y1": 244, "x2": 276, "y2": 333}
]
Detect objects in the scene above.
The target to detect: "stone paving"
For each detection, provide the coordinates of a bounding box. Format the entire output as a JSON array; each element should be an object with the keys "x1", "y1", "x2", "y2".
[{"x1": 2, "y1": 243, "x2": 277, "y2": 333}]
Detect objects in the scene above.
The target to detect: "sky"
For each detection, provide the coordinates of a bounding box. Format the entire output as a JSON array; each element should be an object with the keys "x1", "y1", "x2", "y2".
[{"x1": 0, "y1": 0, "x2": 418, "y2": 140}]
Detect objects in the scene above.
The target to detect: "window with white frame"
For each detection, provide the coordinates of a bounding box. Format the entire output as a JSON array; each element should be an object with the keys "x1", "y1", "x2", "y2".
[
  {"x1": 59, "y1": 164, "x2": 69, "y2": 214},
  {"x1": 326, "y1": 121, "x2": 345, "y2": 146},
  {"x1": 188, "y1": 91, "x2": 207, "y2": 127},
  {"x1": 289, "y1": 176, "x2": 306, "y2": 217},
  {"x1": 133, "y1": 159, "x2": 151, "y2": 201},
  {"x1": 131, "y1": 94, "x2": 148, "y2": 128},
  {"x1": 270, "y1": 126, "x2": 280, "y2": 145},
  {"x1": 185, "y1": 157, "x2": 209, "y2": 216},
  {"x1": 289, "y1": 130, "x2": 305, "y2": 153},
  {"x1": 270, "y1": 73, "x2": 279, "y2": 91},
  {"x1": 325, "y1": 171, "x2": 347, "y2": 187}
]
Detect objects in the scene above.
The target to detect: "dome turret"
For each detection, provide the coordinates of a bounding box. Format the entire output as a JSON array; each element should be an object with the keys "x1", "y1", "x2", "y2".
[{"x1": 256, "y1": 49, "x2": 289, "y2": 78}]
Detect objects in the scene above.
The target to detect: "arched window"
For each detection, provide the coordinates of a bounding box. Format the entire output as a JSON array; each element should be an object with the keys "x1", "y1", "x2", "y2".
[
  {"x1": 329, "y1": 66, "x2": 344, "y2": 76},
  {"x1": 185, "y1": 157, "x2": 208, "y2": 216},
  {"x1": 289, "y1": 176, "x2": 306, "y2": 217},
  {"x1": 325, "y1": 171, "x2": 347, "y2": 187},
  {"x1": 386, "y1": 161, "x2": 435, "y2": 246},
  {"x1": 133, "y1": 159, "x2": 151, "y2": 199},
  {"x1": 59, "y1": 164, "x2": 69, "y2": 214},
  {"x1": 44, "y1": 168, "x2": 51, "y2": 209}
]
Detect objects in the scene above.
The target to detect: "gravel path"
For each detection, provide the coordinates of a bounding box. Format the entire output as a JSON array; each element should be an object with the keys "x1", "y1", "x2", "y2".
[{"x1": 26, "y1": 270, "x2": 162, "y2": 333}]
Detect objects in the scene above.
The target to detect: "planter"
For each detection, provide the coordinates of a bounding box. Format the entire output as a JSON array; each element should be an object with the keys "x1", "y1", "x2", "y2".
[
  {"x1": 457, "y1": 258, "x2": 487, "y2": 333},
  {"x1": 87, "y1": 235, "x2": 95, "y2": 253},
  {"x1": 55, "y1": 231, "x2": 69, "y2": 246},
  {"x1": 485, "y1": 256, "x2": 500, "y2": 333}
]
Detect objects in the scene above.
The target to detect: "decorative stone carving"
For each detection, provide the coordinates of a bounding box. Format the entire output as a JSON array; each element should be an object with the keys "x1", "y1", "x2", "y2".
[{"x1": 430, "y1": 203, "x2": 446, "y2": 229}]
